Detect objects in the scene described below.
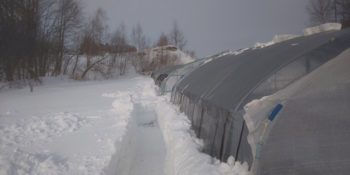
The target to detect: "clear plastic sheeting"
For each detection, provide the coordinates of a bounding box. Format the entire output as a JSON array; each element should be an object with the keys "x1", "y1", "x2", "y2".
[
  {"x1": 171, "y1": 28, "x2": 350, "y2": 168},
  {"x1": 156, "y1": 51, "x2": 234, "y2": 95},
  {"x1": 249, "y1": 49, "x2": 350, "y2": 175},
  {"x1": 159, "y1": 59, "x2": 207, "y2": 94}
]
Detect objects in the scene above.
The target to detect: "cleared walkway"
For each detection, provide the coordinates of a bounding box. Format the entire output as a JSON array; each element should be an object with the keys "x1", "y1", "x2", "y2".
[{"x1": 113, "y1": 103, "x2": 166, "y2": 175}]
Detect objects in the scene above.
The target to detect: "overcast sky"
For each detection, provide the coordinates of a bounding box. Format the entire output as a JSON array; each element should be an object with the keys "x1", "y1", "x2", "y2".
[{"x1": 83, "y1": 0, "x2": 309, "y2": 57}]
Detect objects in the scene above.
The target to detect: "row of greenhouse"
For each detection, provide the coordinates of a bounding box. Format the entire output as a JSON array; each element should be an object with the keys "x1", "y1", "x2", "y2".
[{"x1": 152, "y1": 25, "x2": 350, "y2": 175}]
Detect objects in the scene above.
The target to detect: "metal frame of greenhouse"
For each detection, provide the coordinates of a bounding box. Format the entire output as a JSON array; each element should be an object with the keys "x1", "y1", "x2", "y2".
[{"x1": 169, "y1": 28, "x2": 350, "y2": 170}]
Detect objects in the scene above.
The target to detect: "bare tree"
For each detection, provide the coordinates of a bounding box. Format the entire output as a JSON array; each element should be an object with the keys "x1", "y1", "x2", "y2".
[
  {"x1": 169, "y1": 21, "x2": 187, "y2": 50},
  {"x1": 37, "y1": 0, "x2": 58, "y2": 76},
  {"x1": 156, "y1": 33, "x2": 169, "y2": 47},
  {"x1": 0, "y1": 0, "x2": 41, "y2": 82},
  {"x1": 110, "y1": 22, "x2": 131, "y2": 75},
  {"x1": 335, "y1": 0, "x2": 350, "y2": 27},
  {"x1": 79, "y1": 8, "x2": 108, "y2": 79},
  {"x1": 130, "y1": 23, "x2": 151, "y2": 73},
  {"x1": 111, "y1": 22, "x2": 128, "y2": 52},
  {"x1": 307, "y1": 0, "x2": 334, "y2": 24},
  {"x1": 131, "y1": 23, "x2": 148, "y2": 51},
  {"x1": 52, "y1": 0, "x2": 83, "y2": 76}
]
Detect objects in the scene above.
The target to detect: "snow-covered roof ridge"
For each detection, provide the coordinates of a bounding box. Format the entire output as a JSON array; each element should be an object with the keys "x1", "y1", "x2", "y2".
[
  {"x1": 303, "y1": 23, "x2": 342, "y2": 36},
  {"x1": 150, "y1": 45, "x2": 178, "y2": 52},
  {"x1": 254, "y1": 34, "x2": 300, "y2": 49},
  {"x1": 201, "y1": 33, "x2": 301, "y2": 64},
  {"x1": 201, "y1": 48, "x2": 250, "y2": 65},
  {"x1": 208, "y1": 23, "x2": 342, "y2": 58}
]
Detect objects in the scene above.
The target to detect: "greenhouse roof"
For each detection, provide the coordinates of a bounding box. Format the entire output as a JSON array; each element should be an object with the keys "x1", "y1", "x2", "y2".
[{"x1": 176, "y1": 29, "x2": 350, "y2": 113}]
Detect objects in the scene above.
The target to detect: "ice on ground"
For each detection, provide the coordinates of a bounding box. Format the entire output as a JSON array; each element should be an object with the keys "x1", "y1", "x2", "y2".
[{"x1": 303, "y1": 23, "x2": 342, "y2": 36}]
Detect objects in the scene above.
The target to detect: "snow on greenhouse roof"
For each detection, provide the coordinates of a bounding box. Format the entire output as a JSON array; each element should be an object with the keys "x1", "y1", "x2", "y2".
[
  {"x1": 175, "y1": 28, "x2": 350, "y2": 113},
  {"x1": 303, "y1": 23, "x2": 342, "y2": 36}
]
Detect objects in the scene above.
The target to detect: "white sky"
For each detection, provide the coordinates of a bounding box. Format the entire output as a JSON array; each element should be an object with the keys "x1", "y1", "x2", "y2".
[{"x1": 83, "y1": 0, "x2": 309, "y2": 57}]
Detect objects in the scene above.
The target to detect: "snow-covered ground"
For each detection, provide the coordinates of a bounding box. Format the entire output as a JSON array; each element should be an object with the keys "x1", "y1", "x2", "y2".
[
  {"x1": 0, "y1": 75, "x2": 248, "y2": 175},
  {"x1": 0, "y1": 76, "x2": 143, "y2": 174}
]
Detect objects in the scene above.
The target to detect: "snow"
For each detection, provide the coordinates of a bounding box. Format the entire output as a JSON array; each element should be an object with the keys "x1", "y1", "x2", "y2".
[
  {"x1": 133, "y1": 82, "x2": 249, "y2": 175},
  {"x1": 0, "y1": 75, "x2": 249, "y2": 175},
  {"x1": 218, "y1": 48, "x2": 250, "y2": 57},
  {"x1": 0, "y1": 77, "x2": 145, "y2": 174},
  {"x1": 148, "y1": 45, "x2": 194, "y2": 65},
  {"x1": 303, "y1": 23, "x2": 342, "y2": 36},
  {"x1": 254, "y1": 34, "x2": 299, "y2": 49},
  {"x1": 271, "y1": 34, "x2": 299, "y2": 43},
  {"x1": 202, "y1": 48, "x2": 249, "y2": 65},
  {"x1": 153, "y1": 95, "x2": 249, "y2": 175},
  {"x1": 107, "y1": 83, "x2": 166, "y2": 175},
  {"x1": 65, "y1": 54, "x2": 138, "y2": 80}
]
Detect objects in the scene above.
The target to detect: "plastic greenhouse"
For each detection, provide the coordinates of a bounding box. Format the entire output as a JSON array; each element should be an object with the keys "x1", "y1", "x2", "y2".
[
  {"x1": 154, "y1": 50, "x2": 239, "y2": 95},
  {"x1": 151, "y1": 65, "x2": 184, "y2": 86},
  {"x1": 169, "y1": 28, "x2": 350, "y2": 173},
  {"x1": 254, "y1": 48, "x2": 350, "y2": 175},
  {"x1": 159, "y1": 57, "x2": 210, "y2": 94}
]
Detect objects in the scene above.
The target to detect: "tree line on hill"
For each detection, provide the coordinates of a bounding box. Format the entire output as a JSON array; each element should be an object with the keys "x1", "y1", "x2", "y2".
[
  {"x1": 2, "y1": 0, "x2": 347, "y2": 85},
  {"x1": 0, "y1": 0, "x2": 194, "y2": 84}
]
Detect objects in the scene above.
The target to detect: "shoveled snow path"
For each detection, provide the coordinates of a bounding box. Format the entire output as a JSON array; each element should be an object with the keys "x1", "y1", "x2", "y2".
[
  {"x1": 106, "y1": 83, "x2": 166, "y2": 175},
  {"x1": 128, "y1": 104, "x2": 165, "y2": 175}
]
